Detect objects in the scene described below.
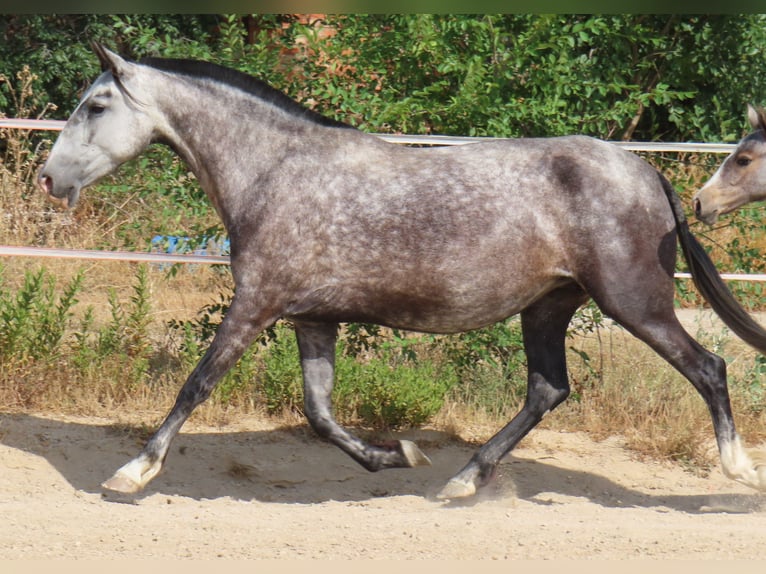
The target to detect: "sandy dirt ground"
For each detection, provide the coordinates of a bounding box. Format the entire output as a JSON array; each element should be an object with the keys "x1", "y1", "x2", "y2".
[{"x1": 1, "y1": 409, "x2": 766, "y2": 560}]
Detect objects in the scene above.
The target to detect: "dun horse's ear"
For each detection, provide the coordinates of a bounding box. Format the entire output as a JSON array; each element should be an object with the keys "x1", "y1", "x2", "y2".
[
  {"x1": 747, "y1": 103, "x2": 766, "y2": 133},
  {"x1": 758, "y1": 107, "x2": 766, "y2": 133},
  {"x1": 90, "y1": 41, "x2": 132, "y2": 79}
]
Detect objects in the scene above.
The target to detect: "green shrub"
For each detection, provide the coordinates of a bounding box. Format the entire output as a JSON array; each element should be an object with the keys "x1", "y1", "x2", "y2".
[
  {"x1": 248, "y1": 322, "x2": 457, "y2": 429},
  {"x1": 334, "y1": 351, "x2": 457, "y2": 429},
  {"x1": 438, "y1": 319, "x2": 528, "y2": 415},
  {"x1": 71, "y1": 264, "x2": 154, "y2": 384},
  {"x1": 0, "y1": 265, "x2": 83, "y2": 364},
  {"x1": 258, "y1": 323, "x2": 303, "y2": 414}
]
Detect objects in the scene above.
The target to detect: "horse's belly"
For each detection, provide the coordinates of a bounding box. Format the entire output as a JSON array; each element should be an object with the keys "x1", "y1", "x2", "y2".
[{"x1": 285, "y1": 275, "x2": 572, "y2": 334}]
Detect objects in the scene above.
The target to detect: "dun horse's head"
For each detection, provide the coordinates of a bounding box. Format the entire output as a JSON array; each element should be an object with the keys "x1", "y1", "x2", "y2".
[
  {"x1": 38, "y1": 43, "x2": 159, "y2": 208},
  {"x1": 693, "y1": 104, "x2": 766, "y2": 225}
]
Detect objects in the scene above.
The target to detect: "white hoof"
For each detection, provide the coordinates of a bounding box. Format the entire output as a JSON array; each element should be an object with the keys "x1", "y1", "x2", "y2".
[
  {"x1": 400, "y1": 440, "x2": 431, "y2": 467},
  {"x1": 436, "y1": 477, "x2": 477, "y2": 500},
  {"x1": 102, "y1": 472, "x2": 143, "y2": 494},
  {"x1": 720, "y1": 436, "x2": 766, "y2": 491},
  {"x1": 102, "y1": 457, "x2": 162, "y2": 493}
]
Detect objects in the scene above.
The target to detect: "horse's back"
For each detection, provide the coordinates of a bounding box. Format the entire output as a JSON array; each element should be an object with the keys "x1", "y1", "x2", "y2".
[
  {"x1": 333, "y1": 132, "x2": 666, "y2": 213},
  {"x1": 313, "y1": 132, "x2": 676, "y2": 254}
]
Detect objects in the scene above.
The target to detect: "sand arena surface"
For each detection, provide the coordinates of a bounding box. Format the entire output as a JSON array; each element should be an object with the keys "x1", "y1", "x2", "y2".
[{"x1": 1, "y1": 410, "x2": 765, "y2": 559}]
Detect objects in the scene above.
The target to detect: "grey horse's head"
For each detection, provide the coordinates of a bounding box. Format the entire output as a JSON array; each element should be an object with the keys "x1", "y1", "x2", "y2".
[{"x1": 38, "y1": 43, "x2": 164, "y2": 208}]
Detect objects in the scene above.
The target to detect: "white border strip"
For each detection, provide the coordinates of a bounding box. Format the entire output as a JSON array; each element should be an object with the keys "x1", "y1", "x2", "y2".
[{"x1": 674, "y1": 272, "x2": 766, "y2": 282}]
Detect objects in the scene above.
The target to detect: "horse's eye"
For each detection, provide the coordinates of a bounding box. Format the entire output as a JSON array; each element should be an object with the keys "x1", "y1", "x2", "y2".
[
  {"x1": 736, "y1": 156, "x2": 752, "y2": 167},
  {"x1": 89, "y1": 104, "x2": 106, "y2": 116}
]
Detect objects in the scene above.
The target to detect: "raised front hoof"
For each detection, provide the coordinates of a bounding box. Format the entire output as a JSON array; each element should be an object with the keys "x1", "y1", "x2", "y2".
[
  {"x1": 400, "y1": 440, "x2": 432, "y2": 467},
  {"x1": 436, "y1": 477, "x2": 477, "y2": 500},
  {"x1": 101, "y1": 472, "x2": 143, "y2": 494}
]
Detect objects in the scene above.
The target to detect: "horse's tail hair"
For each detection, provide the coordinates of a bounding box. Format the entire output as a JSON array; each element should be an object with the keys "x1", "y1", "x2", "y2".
[{"x1": 659, "y1": 171, "x2": 766, "y2": 354}]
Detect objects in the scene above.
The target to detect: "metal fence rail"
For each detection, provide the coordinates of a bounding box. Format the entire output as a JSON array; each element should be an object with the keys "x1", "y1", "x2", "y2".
[
  {"x1": 0, "y1": 247, "x2": 762, "y2": 282},
  {"x1": 0, "y1": 118, "x2": 739, "y2": 154},
  {"x1": 0, "y1": 245, "x2": 230, "y2": 265},
  {"x1": 0, "y1": 118, "x2": 68, "y2": 131},
  {"x1": 2, "y1": 118, "x2": 762, "y2": 284},
  {"x1": 377, "y1": 133, "x2": 738, "y2": 154}
]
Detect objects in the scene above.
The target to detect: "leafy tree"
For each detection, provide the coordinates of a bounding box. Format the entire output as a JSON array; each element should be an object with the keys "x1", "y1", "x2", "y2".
[
  {"x1": 2, "y1": 14, "x2": 765, "y2": 142},
  {"x1": 0, "y1": 15, "x2": 218, "y2": 115},
  {"x1": 291, "y1": 14, "x2": 766, "y2": 141}
]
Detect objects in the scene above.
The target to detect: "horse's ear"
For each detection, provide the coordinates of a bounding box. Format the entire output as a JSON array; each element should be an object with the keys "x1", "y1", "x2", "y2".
[
  {"x1": 90, "y1": 41, "x2": 132, "y2": 78},
  {"x1": 747, "y1": 103, "x2": 766, "y2": 133}
]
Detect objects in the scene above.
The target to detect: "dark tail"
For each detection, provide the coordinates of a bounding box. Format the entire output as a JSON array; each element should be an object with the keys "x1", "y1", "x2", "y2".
[{"x1": 659, "y1": 171, "x2": 766, "y2": 354}]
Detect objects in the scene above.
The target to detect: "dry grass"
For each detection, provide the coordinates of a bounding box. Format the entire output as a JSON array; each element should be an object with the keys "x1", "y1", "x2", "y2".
[
  {"x1": 556, "y1": 327, "x2": 716, "y2": 472},
  {"x1": 556, "y1": 316, "x2": 765, "y2": 472},
  {"x1": 428, "y1": 313, "x2": 766, "y2": 474}
]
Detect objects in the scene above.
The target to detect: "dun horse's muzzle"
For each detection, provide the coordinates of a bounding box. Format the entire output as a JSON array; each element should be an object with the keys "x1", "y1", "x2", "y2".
[
  {"x1": 693, "y1": 197, "x2": 703, "y2": 219},
  {"x1": 691, "y1": 193, "x2": 719, "y2": 225}
]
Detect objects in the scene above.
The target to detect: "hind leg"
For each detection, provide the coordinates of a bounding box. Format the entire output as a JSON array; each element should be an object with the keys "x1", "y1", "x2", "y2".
[
  {"x1": 294, "y1": 320, "x2": 431, "y2": 471},
  {"x1": 620, "y1": 314, "x2": 766, "y2": 490},
  {"x1": 439, "y1": 284, "x2": 588, "y2": 499},
  {"x1": 590, "y1": 274, "x2": 766, "y2": 491}
]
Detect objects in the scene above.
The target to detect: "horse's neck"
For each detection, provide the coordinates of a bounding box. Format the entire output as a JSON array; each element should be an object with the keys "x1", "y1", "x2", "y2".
[{"x1": 154, "y1": 81, "x2": 319, "y2": 228}]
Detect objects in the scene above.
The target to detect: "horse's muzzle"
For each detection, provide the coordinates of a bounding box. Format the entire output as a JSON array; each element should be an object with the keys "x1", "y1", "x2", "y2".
[
  {"x1": 692, "y1": 194, "x2": 718, "y2": 225},
  {"x1": 38, "y1": 171, "x2": 72, "y2": 209},
  {"x1": 38, "y1": 172, "x2": 53, "y2": 195}
]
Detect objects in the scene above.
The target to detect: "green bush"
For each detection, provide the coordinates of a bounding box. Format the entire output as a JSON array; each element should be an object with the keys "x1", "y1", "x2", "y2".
[
  {"x1": 257, "y1": 322, "x2": 457, "y2": 429},
  {"x1": 257, "y1": 323, "x2": 303, "y2": 414},
  {"x1": 0, "y1": 265, "x2": 82, "y2": 364},
  {"x1": 437, "y1": 320, "x2": 528, "y2": 415},
  {"x1": 0, "y1": 263, "x2": 161, "y2": 399},
  {"x1": 4, "y1": 15, "x2": 766, "y2": 141},
  {"x1": 71, "y1": 264, "x2": 154, "y2": 384},
  {"x1": 334, "y1": 351, "x2": 457, "y2": 429}
]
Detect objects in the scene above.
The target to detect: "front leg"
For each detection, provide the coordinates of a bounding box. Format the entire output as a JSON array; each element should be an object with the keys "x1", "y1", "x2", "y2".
[
  {"x1": 294, "y1": 320, "x2": 431, "y2": 471},
  {"x1": 102, "y1": 295, "x2": 276, "y2": 493}
]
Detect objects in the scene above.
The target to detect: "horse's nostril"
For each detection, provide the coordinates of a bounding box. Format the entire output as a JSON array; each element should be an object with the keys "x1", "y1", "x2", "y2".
[
  {"x1": 693, "y1": 198, "x2": 701, "y2": 217},
  {"x1": 39, "y1": 173, "x2": 53, "y2": 195}
]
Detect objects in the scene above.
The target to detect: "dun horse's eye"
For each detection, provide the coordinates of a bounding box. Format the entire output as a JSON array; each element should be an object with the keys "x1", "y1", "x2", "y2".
[{"x1": 736, "y1": 156, "x2": 752, "y2": 167}]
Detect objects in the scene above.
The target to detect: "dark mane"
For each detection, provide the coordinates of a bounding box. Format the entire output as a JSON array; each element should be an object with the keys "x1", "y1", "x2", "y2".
[{"x1": 139, "y1": 56, "x2": 354, "y2": 130}]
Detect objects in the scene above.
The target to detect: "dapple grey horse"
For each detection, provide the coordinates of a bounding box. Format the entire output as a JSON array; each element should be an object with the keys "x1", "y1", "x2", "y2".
[
  {"x1": 39, "y1": 43, "x2": 766, "y2": 499},
  {"x1": 694, "y1": 104, "x2": 766, "y2": 224}
]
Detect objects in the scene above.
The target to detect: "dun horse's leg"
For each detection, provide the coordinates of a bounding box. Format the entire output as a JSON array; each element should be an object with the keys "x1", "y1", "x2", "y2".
[
  {"x1": 102, "y1": 296, "x2": 274, "y2": 493},
  {"x1": 439, "y1": 286, "x2": 587, "y2": 499},
  {"x1": 294, "y1": 320, "x2": 431, "y2": 471}
]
